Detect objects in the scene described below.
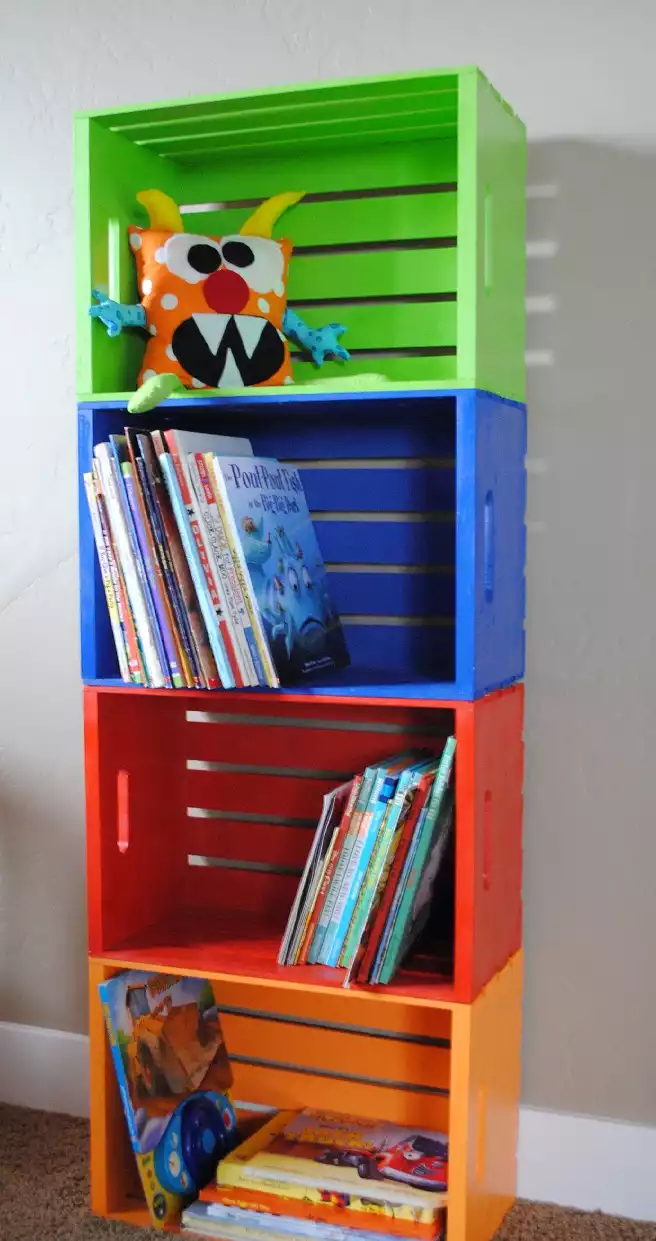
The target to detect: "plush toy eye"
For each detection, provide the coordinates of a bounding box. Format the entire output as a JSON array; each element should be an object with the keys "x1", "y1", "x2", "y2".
[
  {"x1": 302, "y1": 566, "x2": 313, "y2": 588},
  {"x1": 220, "y1": 234, "x2": 286, "y2": 296},
  {"x1": 288, "y1": 567, "x2": 299, "y2": 593},
  {"x1": 221, "y1": 240, "x2": 254, "y2": 268},
  {"x1": 161, "y1": 233, "x2": 222, "y2": 284},
  {"x1": 188, "y1": 243, "x2": 222, "y2": 274}
]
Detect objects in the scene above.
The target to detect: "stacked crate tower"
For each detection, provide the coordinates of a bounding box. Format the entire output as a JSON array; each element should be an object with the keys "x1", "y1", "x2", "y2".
[{"x1": 76, "y1": 67, "x2": 526, "y2": 1241}]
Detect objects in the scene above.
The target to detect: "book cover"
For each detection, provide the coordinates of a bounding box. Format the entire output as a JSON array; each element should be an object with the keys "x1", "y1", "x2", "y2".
[
  {"x1": 357, "y1": 766, "x2": 440, "y2": 986},
  {"x1": 98, "y1": 970, "x2": 233, "y2": 1227},
  {"x1": 193, "y1": 451, "x2": 266, "y2": 686},
  {"x1": 217, "y1": 457, "x2": 349, "y2": 685},
  {"x1": 94, "y1": 442, "x2": 165, "y2": 687},
  {"x1": 202, "y1": 1201, "x2": 437, "y2": 1241},
  {"x1": 244, "y1": 1109, "x2": 448, "y2": 1209},
  {"x1": 147, "y1": 431, "x2": 215, "y2": 690},
  {"x1": 306, "y1": 774, "x2": 365, "y2": 966},
  {"x1": 201, "y1": 1183, "x2": 441, "y2": 1238},
  {"x1": 214, "y1": 1112, "x2": 440, "y2": 1223},
  {"x1": 279, "y1": 780, "x2": 353, "y2": 966},
  {"x1": 83, "y1": 471, "x2": 130, "y2": 682},
  {"x1": 378, "y1": 741, "x2": 456, "y2": 985},
  {"x1": 297, "y1": 775, "x2": 361, "y2": 966},
  {"x1": 93, "y1": 462, "x2": 146, "y2": 685},
  {"x1": 186, "y1": 451, "x2": 245, "y2": 687}
]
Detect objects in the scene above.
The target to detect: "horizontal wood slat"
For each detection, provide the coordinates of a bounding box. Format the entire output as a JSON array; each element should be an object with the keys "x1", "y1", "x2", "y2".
[
  {"x1": 228, "y1": 410, "x2": 457, "y2": 462},
  {"x1": 316, "y1": 518, "x2": 454, "y2": 564},
  {"x1": 182, "y1": 192, "x2": 457, "y2": 249},
  {"x1": 287, "y1": 301, "x2": 457, "y2": 353},
  {"x1": 298, "y1": 463, "x2": 455, "y2": 513},
  {"x1": 182, "y1": 865, "x2": 298, "y2": 917},
  {"x1": 343, "y1": 624, "x2": 455, "y2": 676},
  {"x1": 185, "y1": 720, "x2": 444, "y2": 769},
  {"x1": 292, "y1": 355, "x2": 458, "y2": 383},
  {"x1": 328, "y1": 569, "x2": 455, "y2": 617},
  {"x1": 185, "y1": 819, "x2": 313, "y2": 871},
  {"x1": 186, "y1": 769, "x2": 335, "y2": 820},
  {"x1": 287, "y1": 246, "x2": 457, "y2": 302},
  {"x1": 221, "y1": 1012, "x2": 451, "y2": 1092}
]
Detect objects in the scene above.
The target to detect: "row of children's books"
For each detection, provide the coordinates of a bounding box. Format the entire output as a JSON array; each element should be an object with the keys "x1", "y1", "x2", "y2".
[
  {"x1": 99, "y1": 968, "x2": 446, "y2": 1236},
  {"x1": 185, "y1": 1108, "x2": 447, "y2": 1240},
  {"x1": 85, "y1": 427, "x2": 349, "y2": 689},
  {"x1": 278, "y1": 737, "x2": 456, "y2": 986}
]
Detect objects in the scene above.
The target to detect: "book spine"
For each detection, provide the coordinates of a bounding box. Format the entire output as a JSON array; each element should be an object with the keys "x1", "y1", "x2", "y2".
[
  {"x1": 197, "y1": 452, "x2": 266, "y2": 687},
  {"x1": 278, "y1": 794, "x2": 331, "y2": 965},
  {"x1": 325, "y1": 772, "x2": 387, "y2": 968},
  {"x1": 306, "y1": 774, "x2": 363, "y2": 965},
  {"x1": 84, "y1": 472, "x2": 131, "y2": 682},
  {"x1": 94, "y1": 445, "x2": 164, "y2": 687},
  {"x1": 319, "y1": 771, "x2": 380, "y2": 966},
  {"x1": 206, "y1": 454, "x2": 276, "y2": 688},
  {"x1": 340, "y1": 793, "x2": 397, "y2": 972},
  {"x1": 122, "y1": 463, "x2": 179, "y2": 688},
  {"x1": 146, "y1": 432, "x2": 211, "y2": 690},
  {"x1": 202, "y1": 1184, "x2": 440, "y2": 1234},
  {"x1": 187, "y1": 452, "x2": 249, "y2": 688},
  {"x1": 159, "y1": 452, "x2": 233, "y2": 688},
  {"x1": 135, "y1": 455, "x2": 196, "y2": 689},
  {"x1": 288, "y1": 833, "x2": 336, "y2": 965},
  {"x1": 94, "y1": 473, "x2": 145, "y2": 685}
]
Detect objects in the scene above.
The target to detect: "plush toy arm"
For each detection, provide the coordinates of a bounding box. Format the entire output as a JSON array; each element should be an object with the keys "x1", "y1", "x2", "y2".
[
  {"x1": 283, "y1": 308, "x2": 350, "y2": 365},
  {"x1": 89, "y1": 290, "x2": 146, "y2": 338}
]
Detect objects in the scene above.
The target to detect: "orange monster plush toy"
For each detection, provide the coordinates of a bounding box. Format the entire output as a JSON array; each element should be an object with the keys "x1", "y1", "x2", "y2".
[{"x1": 89, "y1": 189, "x2": 349, "y2": 412}]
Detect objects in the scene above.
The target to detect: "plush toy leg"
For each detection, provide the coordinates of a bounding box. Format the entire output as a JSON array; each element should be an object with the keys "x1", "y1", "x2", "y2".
[{"x1": 127, "y1": 373, "x2": 185, "y2": 414}]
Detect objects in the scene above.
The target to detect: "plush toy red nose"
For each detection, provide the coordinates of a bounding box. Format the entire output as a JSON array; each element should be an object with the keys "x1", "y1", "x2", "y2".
[{"x1": 203, "y1": 267, "x2": 250, "y2": 314}]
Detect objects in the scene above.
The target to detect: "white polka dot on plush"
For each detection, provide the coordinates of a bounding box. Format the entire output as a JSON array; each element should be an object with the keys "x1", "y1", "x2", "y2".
[
  {"x1": 258, "y1": 297, "x2": 270, "y2": 314},
  {"x1": 141, "y1": 278, "x2": 152, "y2": 295},
  {"x1": 160, "y1": 293, "x2": 178, "y2": 310},
  {"x1": 191, "y1": 377, "x2": 206, "y2": 388},
  {"x1": 142, "y1": 369, "x2": 157, "y2": 381},
  {"x1": 274, "y1": 281, "x2": 284, "y2": 297},
  {"x1": 129, "y1": 233, "x2": 142, "y2": 250},
  {"x1": 165, "y1": 345, "x2": 176, "y2": 361},
  {"x1": 148, "y1": 323, "x2": 157, "y2": 336},
  {"x1": 155, "y1": 246, "x2": 167, "y2": 264}
]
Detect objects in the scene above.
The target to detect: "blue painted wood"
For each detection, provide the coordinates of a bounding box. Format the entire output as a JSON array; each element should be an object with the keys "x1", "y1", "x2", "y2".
[
  {"x1": 298, "y1": 465, "x2": 455, "y2": 513},
  {"x1": 78, "y1": 388, "x2": 526, "y2": 699},
  {"x1": 329, "y1": 570, "x2": 454, "y2": 617}
]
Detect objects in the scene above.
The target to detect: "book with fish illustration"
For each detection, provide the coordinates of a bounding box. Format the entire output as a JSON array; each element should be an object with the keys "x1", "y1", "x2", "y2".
[{"x1": 211, "y1": 456, "x2": 349, "y2": 684}]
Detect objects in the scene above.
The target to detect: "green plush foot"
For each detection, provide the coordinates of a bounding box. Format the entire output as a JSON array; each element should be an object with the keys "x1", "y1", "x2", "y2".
[{"x1": 127, "y1": 373, "x2": 184, "y2": 414}]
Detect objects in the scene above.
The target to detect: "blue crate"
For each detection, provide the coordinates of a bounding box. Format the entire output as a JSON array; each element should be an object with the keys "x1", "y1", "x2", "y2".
[{"x1": 78, "y1": 388, "x2": 525, "y2": 701}]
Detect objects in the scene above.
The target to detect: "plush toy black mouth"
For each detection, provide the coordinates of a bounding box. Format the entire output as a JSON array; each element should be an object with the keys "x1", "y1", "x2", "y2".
[{"x1": 171, "y1": 312, "x2": 285, "y2": 388}]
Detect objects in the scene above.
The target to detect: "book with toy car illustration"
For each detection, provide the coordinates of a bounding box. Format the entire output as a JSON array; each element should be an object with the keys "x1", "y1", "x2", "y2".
[
  {"x1": 98, "y1": 970, "x2": 233, "y2": 1227},
  {"x1": 212, "y1": 455, "x2": 349, "y2": 684},
  {"x1": 226, "y1": 1108, "x2": 447, "y2": 1210}
]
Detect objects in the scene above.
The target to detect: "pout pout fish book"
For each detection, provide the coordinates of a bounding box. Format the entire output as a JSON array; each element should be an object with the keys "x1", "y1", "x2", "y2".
[{"x1": 212, "y1": 456, "x2": 350, "y2": 684}]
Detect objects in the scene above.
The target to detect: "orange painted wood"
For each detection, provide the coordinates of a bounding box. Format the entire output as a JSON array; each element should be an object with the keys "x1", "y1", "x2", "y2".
[{"x1": 448, "y1": 952, "x2": 523, "y2": 1241}]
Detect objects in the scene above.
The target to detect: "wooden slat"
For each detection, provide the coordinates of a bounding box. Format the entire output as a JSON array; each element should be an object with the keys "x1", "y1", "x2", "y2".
[
  {"x1": 184, "y1": 864, "x2": 298, "y2": 917},
  {"x1": 181, "y1": 138, "x2": 458, "y2": 205},
  {"x1": 153, "y1": 120, "x2": 456, "y2": 159},
  {"x1": 183, "y1": 191, "x2": 457, "y2": 249},
  {"x1": 343, "y1": 623, "x2": 455, "y2": 676},
  {"x1": 315, "y1": 518, "x2": 454, "y2": 564},
  {"x1": 292, "y1": 354, "x2": 458, "y2": 382},
  {"x1": 287, "y1": 301, "x2": 457, "y2": 352},
  {"x1": 288, "y1": 246, "x2": 457, "y2": 301},
  {"x1": 328, "y1": 569, "x2": 455, "y2": 617},
  {"x1": 185, "y1": 818, "x2": 313, "y2": 871},
  {"x1": 298, "y1": 463, "x2": 455, "y2": 513},
  {"x1": 186, "y1": 720, "x2": 443, "y2": 769},
  {"x1": 186, "y1": 769, "x2": 334, "y2": 819},
  {"x1": 229, "y1": 1061, "x2": 450, "y2": 1130},
  {"x1": 244, "y1": 412, "x2": 456, "y2": 462},
  {"x1": 222, "y1": 1012, "x2": 451, "y2": 1092}
]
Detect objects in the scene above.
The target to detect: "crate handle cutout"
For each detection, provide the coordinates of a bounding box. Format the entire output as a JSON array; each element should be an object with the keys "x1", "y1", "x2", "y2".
[
  {"x1": 107, "y1": 218, "x2": 121, "y2": 303},
  {"x1": 482, "y1": 790, "x2": 493, "y2": 891},
  {"x1": 484, "y1": 187, "x2": 494, "y2": 293},
  {"x1": 116, "y1": 769, "x2": 130, "y2": 854},
  {"x1": 484, "y1": 490, "x2": 495, "y2": 603}
]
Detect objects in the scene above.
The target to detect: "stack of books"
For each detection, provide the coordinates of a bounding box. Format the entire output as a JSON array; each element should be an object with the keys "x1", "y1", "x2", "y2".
[
  {"x1": 278, "y1": 738, "x2": 456, "y2": 987},
  {"x1": 184, "y1": 1108, "x2": 447, "y2": 1240},
  {"x1": 85, "y1": 428, "x2": 349, "y2": 690}
]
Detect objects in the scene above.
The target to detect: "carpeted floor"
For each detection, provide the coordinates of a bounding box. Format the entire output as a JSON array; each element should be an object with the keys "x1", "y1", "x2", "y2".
[{"x1": 0, "y1": 1104, "x2": 654, "y2": 1241}]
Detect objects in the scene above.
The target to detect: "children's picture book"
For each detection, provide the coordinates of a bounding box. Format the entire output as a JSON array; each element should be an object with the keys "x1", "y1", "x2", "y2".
[
  {"x1": 225, "y1": 1109, "x2": 447, "y2": 1210},
  {"x1": 278, "y1": 780, "x2": 353, "y2": 965},
  {"x1": 187, "y1": 1198, "x2": 441, "y2": 1241},
  {"x1": 214, "y1": 456, "x2": 349, "y2": 684},
  {"x1": 99, "y1": 970, "x2": 233, "y2": 1227}
]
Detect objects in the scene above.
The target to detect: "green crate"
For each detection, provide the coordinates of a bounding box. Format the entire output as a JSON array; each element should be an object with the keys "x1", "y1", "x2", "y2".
[{"x1": 75, "y1": 66, "x2": 525, "y2": 403}]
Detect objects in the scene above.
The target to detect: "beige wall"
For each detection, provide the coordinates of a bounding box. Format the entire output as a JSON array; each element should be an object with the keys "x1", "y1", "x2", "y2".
[{"x1": 1, "y1": 0, "x2": 656, "y2": 1125}]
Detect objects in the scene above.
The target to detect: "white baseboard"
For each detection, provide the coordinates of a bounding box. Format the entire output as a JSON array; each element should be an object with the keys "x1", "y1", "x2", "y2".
[{"x1": 2, "y1": 1022, "x2": 655, "y2": 1222}]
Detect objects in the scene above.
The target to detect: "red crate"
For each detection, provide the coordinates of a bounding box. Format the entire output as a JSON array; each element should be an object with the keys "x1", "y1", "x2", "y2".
[{"x1": 85, "y1": 683, "x2": 522, "y2": 1004}]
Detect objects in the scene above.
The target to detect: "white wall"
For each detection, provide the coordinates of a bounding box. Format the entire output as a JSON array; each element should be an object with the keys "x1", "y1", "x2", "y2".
[{"x1": 2, "y1": 0, "x2": 656, "y2": 1126}]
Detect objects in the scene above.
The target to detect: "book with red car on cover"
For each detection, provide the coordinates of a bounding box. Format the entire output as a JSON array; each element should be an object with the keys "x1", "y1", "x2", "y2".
[{"x1": 232, "y1": 1108, "x2": 448, "y2": 1210}]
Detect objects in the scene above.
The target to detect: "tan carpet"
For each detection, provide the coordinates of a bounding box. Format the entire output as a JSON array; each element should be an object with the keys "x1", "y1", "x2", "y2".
[{"x1": 0, "y1": 1103, "x2": 654, "y2": 1241}]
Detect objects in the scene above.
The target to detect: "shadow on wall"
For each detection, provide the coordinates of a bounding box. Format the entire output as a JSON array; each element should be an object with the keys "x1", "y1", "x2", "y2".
[{"x1": 523, "y1": 140, "x2": 656, "y2": 1124}]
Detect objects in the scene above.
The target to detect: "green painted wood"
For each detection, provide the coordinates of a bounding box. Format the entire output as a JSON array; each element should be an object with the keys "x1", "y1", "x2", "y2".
[
  {"x1": 287, "y1": 247, "x2": 457, "y2": 302},
  {"x1": 183, "y1": 191, "x2": 457, "y2": 248},
  {"x1": 291, "y1": 355, "x2": 457, "y2": 384},
  {"x1": 286, "y1": 301, "x2": 456, "y2": 351}
]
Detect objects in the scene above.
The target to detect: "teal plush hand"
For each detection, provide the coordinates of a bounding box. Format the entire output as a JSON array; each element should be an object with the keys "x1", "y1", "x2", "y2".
[
  {"x1": 89, "y1": 290, "x2": 146, "y2": 337},
  {"x1": 282, "y1": 308, "x2": 350, "y2": 366}
]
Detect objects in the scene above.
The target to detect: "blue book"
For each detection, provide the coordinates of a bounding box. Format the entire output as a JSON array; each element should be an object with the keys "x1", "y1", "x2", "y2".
[
  {"x1": 217, "y1": 456, "x2": 349, "y2": 685},
  {"x1": 159, "y1": 453, "x2": 235, "y2": 689}
]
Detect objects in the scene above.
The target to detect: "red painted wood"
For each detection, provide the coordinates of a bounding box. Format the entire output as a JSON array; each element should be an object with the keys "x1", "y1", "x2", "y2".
[
  {"x1": 182, "y1": 864, "x2": 300, "y2": 918},
  {"x1": 184, "y1": 817, "x2": 313, "y2": 870},
  {"x1": 185, "y1": 769, "x2": 336, "y2": 821},
  {"x1": 185, "y1": 719, "x2": 450, "y2": 772}
]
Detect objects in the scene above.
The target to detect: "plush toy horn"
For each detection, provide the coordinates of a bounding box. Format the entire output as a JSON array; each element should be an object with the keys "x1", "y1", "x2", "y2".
[
  {"x1": 136, "y1": 189, "x2": 184, "y2": 233},
  {"x1": 239, "y1": 191, "x2": 305, "y2": 238}
]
